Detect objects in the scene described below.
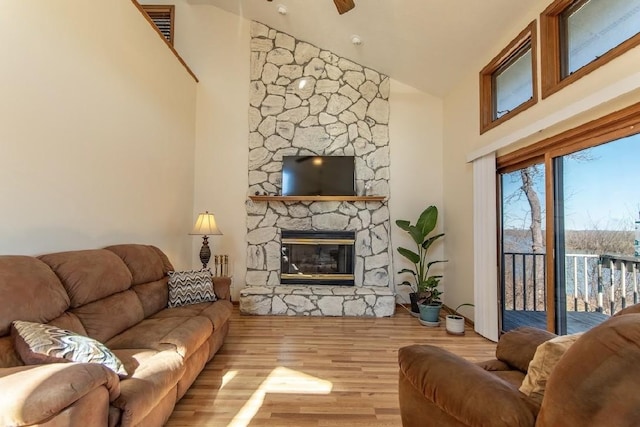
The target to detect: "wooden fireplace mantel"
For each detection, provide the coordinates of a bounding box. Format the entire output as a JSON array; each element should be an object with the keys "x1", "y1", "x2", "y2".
[{"x1": 248, "y1": 195, "x2": 386, "y2": 202}]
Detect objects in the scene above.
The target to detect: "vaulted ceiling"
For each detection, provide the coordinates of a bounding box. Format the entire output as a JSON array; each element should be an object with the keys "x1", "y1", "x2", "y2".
[{"x1": 189, "y1": 0, "x2": 540, "y2": 97}]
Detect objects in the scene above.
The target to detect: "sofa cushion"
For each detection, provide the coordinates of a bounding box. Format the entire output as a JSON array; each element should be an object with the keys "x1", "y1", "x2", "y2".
[
  {"x1": 476, "y1": 359, "x2": 511, "y2": 371},
  {"x1": 167, "y1": 269, "x2": 217, "y2": 307},
  {"x1": 112, "y1": 348, "x2": 161, "y2": 377},
  {"x1": 0, "y1": 256, "x2": 70, "y2": 336},
  {"x1": 39, "y1": 249, "x2": 133, "y2": 308},
  {"x1": 496, "y1": 326, "x2": 556, "y2": 373},
  {"x1": 11, "y1": 320, "x2": 128, "y2": 377},
  {"x1": 72, "y1": 290, "x2": 145, "y2": 343},
  {"x1": 0, "y1": 363, "x2": 120, "y2": 427},
  {"x1": 153, "y1": 300, "x2": 233, "y2": 332},
  {"x1": 48, "y1": 312, "x2": 88, "y2": 336},
  {"x1": 106, "y1": 316, "x2": 212, "y2": 360},
  {"x1": 105, "y1": 244, "x2": 172, "y2": 286},
  {"x1": 132, "y1": 278, "x2": 170, "y2": 318},
  {"x1": 492, "y1": 370, "x2": 527, "y2": 389},
  {"x1": 536, "y1": 314, "x2": 640, "y2": 427},
  {"x1": 111, "y1": 350, "x2": 184, "y2": 426}
]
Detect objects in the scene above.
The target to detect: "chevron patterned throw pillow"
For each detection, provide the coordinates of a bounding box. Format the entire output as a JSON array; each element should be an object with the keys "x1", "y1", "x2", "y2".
[
  {"x1": 167, "y1": 269, "x2": 217, "y2": 308},
  {"x1": 11, "y1": 320, "x2": 128, "y2": 377}
]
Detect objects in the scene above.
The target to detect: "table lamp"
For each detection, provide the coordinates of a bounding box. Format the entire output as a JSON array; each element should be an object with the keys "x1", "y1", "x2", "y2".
[{"x1": 190, "y1": 211, "x2": 222, "y2": 269}]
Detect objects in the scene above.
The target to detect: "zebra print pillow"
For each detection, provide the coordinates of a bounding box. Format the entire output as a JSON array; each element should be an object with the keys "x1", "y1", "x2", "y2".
[
  {"x1": 167, "y1": 269, "x2": 217, "y2": 308},
  {"x1": 11, "y1": 320, "x2": 128, "y2": 377}
]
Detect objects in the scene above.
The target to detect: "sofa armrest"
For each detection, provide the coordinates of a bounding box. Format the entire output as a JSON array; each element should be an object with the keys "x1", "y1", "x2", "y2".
[
  {"x1": 0, "y1": 363, "x2": 120, "y2": 426},
  {"x1": 399, "y1": 345, "x2": 538, "y2": 427},
  {"x1": 213, "y1": 277, "x2": 232, "y2": 301},
  {"x1": 496, "y1": 327, "x2": 556, "y2": 372}
]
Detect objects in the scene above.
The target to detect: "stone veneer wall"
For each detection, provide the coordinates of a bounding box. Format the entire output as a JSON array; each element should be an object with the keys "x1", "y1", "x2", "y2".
[{"x1": 243, "y1": 22, "x2": 394, "y2": 316}]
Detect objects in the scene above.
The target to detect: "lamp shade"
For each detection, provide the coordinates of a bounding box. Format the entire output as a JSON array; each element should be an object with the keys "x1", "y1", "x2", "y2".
[{"x1": 190, "y1": 211, "x2": 222, "y2": 236}]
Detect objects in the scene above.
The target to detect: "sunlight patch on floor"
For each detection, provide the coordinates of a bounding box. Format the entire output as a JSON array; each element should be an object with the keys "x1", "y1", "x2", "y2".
[
  {"x1": 221, "y1": 370, "x2": 237, "y2": 390},
  {"x1": 229, "y1": 366, "x2": 333, "y2": 427}
]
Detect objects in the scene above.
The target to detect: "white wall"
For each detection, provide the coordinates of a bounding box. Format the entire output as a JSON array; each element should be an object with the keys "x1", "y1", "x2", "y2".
[
  {"x1": 140, "y1": 0, "x2": 250, "y2": 298},
  {"x1": 443, "y1": 0, "x2": 640, "y2": 317},
  {"x1": 0, "y1": 1, "x2": 197, "y2": 268},
  {"x1": 389, "y1": 80, "x2": 444, "y2": 306},
  {"x1": 191, "y1": 11, "x2": 250, "y2": 297}
]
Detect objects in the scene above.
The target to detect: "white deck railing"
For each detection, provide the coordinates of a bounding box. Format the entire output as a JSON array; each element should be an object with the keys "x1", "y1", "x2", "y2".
[{"x1": 503, "y1": 252, "x2": 640, "y2": 315}]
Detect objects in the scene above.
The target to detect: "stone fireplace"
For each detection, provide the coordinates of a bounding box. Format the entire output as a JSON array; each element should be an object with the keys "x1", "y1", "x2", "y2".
[{"x1": 239, "y1": 22, "x2": 395, "y2": 317}]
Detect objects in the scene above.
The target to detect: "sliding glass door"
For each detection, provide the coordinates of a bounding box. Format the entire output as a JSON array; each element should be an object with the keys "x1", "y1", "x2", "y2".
[
  {"x1": 498, "y1": 104, "x2": 640, "y2": 335},
  {"x1": 554, "y1": 134, "x2": 640, "y2": 334},
  {"x1": 500, "y1": 164, "x2": 547, "y2": 331}
]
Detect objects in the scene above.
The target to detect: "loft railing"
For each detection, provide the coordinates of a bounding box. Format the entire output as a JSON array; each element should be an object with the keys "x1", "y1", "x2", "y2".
[{"x1": 502, "y1": 252, "x2": 640, "y2": 315}]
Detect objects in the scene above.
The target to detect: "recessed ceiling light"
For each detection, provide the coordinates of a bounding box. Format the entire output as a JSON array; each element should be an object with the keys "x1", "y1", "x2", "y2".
[
  {"x1": 277, "y1": 4, "x2": 288, "y2": 15},
  {"x1": 351, "y1": 35, "x2": 362, "y2": 45}
]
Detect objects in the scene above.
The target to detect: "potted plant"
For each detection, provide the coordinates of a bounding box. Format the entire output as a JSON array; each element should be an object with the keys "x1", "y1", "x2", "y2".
[
  {"x1": 396, "y1": 205, "x2": 447, "y2": 319},
  {"x1": 418, "y1": 297, "x2": 443, "y2": 326},
  {"x1": 445, "y1": 303, "x2": 474, "y2": 335}
]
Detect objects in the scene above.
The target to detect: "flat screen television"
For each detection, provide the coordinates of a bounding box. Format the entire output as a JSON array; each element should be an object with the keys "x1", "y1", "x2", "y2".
[{"x1": 282, "y1": 155, "x2": 355, "y2": 196}]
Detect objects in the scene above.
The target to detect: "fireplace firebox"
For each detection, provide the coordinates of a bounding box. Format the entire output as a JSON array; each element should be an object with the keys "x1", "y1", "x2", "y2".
[{"x1": 280, "y1": 230, "x2": 355, "y2": 286}]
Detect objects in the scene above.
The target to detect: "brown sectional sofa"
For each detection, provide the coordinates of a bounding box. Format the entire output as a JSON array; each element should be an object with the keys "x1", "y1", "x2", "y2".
[
  {"x1": 0, "y1": 244, "x2": 233, "y2": 426},
  {"x1": 398, "y1": 303, "x2": 640, "y2": 426}
]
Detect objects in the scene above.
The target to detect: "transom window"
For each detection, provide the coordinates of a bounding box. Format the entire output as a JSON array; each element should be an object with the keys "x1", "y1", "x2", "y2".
[
  {"x1": 480, "y1": 22, "x2": 537, "y2": 134},
  {"x1": 541, "y1": 0, "x2": 640, "y2": 98},
  {"x1": 494, "y1": 42, "x2": 534, "y2": 120}
]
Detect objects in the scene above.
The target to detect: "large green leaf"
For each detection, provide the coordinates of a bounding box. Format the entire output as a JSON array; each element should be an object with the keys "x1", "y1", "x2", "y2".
[
  {"x1": 426, "y1": 260, "x2": 448, "y2": 269},
  {"x1": 397, "y1": 247, "x2": 420, "y2": 264},
  {"x1": 416, "y1": 206, "x2": 437, "y2": 237},
  {"x1": 395, "y1": 219, "x2": 411, "y2": 232},
  {"x1": 408, "y1": 225, "x2": 424, "y2": 246},
  {"x1": 421, "y1": 233, "x2": 445, "y2": 250}
]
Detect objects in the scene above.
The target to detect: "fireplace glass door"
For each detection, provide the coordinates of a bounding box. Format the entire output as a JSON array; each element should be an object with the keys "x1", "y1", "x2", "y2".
[{"x1": 281, "y1": 230, "x2": 355, "y2": 285}]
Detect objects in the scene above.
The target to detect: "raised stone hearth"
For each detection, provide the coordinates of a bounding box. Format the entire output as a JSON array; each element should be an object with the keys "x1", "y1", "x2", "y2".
[{"x1": 240, "y1": 285, "x2": 395, "y2": 317}]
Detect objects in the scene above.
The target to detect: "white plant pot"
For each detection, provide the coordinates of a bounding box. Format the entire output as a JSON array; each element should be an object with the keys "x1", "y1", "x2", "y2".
[{"x1": 445, "y1": 315, "x2": 465, "y2": 335}]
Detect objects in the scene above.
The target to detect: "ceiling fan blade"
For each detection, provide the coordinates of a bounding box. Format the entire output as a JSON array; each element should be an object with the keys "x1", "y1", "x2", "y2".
[{"x1": 333, "y1": 0, "x2": 355, "y2": 15}]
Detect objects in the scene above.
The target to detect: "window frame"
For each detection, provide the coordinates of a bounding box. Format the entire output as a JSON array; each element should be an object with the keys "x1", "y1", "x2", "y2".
[
  {"x1": 480, "y1": 21, "x2": 538, "y2": 134},
  {"x1": 540, "y1": 0, "x2": 640, "y2": 99}
]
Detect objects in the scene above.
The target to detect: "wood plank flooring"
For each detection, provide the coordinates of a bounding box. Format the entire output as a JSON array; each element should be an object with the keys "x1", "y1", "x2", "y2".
[{"x1": 166, "y1": 305, "x2": 496, "y2": 427}]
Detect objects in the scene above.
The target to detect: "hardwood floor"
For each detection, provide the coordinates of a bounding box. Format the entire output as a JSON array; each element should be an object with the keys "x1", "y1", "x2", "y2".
[{"x1": 166, "y1": 305, "x2": 496, "y2": 427}]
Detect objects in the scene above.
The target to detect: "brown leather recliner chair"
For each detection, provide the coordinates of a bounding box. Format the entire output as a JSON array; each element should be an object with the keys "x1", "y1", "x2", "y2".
[{"x1": 398, "y1": 304, "x2": 640, "y2": 427}]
